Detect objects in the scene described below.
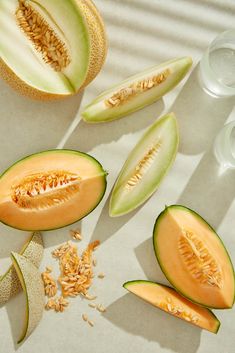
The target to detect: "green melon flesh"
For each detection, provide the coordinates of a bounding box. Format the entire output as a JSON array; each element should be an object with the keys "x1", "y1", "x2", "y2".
[
  {"x1": 0, "y1": 0, "x2": 90, "y2": 95},
  {"x1": 0, "y1": 232, "x2": 43, "y2": 304},
  {"x1": 82, "y1": 57, "x2": 192, "y2": 123},
  {"x1": 11, "y1": 252, "x2": 44, "y2": 343},
  {"x1": 153, "y1": 205, "x2": 235, "y2": 309},
  {"x1": 109, "y1": 113, "x2": 179, "y2": 217},
  {"x1": 0, "y1": 149, "x2": 107, "y2": 231},
  {"x1": 124, "y1": 280, "x2": 220, "y2": 333}
]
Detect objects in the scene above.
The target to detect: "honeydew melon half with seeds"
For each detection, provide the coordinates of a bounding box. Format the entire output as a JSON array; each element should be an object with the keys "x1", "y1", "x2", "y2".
[
  {"x1": 11, "y1": 252, "x2": 44, "y2": 343},
  {"x1": 123, "y1": 280, "x2": 220, "y2": 334},
  {"x1": 0, "y1": 0, "x2": 107, "y2": 100},
  {"x1": 82, "y1": 57, "x2": 192, "y2": 123},
  {"x1": 0, "y1": 231, "x2": 43, "y2": 304},
  {"x1": 153, "y1": 205, "x2": 235, "y2": 309},
  {"x1": 0, "y1": 150, "x2": 107, "y2": 230},
  {"x1": 109, "y1": 113, "x2": 179, "y2": 217}
]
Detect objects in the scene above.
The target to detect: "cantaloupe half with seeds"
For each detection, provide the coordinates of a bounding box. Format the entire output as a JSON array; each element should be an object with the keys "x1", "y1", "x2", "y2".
[
  {"x1": 109, "y1": 113, "x2": 179, "y2": 217},
  {"x1": 82, "y1": 57, "x2": 192, "y2": 123},
  {"x1": 153, "y1": 205, "x2": 235, "y2": 309},
  {"x1": 0, "y1": 150, "x2": 107, "y2": 230},
  {"x1": 0, "y1": 0, "x2": 107, "y2": 100},
  {"x1": 11, "y1": 252, "x2": 44, "y2": 343},
  {"x1": 124, "y1": 280, "x2": 220, "y2": 333},
  {"x1": 0, "y1": 231, "x2": 43, "y2": 304}
]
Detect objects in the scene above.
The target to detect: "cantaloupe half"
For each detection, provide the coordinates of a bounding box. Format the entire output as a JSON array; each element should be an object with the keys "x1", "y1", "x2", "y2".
[
  {"x1": 0, "y1": 150, "x2": 107, "y2": 230},
  {"x1": 0, "y1": 231, "x2": 43, "y2": 304},
  {"x1": 82, "y1": 57, "x2": 192, "y2": 123},
  {"x1": 153, "y1": 205, "x2": 235, "y2": 309},
  {"x1": 0, "y1": 0, "x2": 107, "y2": 100},
  {"x1": 124, "y1": 280, "x2": 220, "y2": 333},
  {"x1": 11, "y1": 252, "x2": 44, "y2": 343},
  {"x1": 109, "y1": 113, "x2": 179, "y2": 217}
]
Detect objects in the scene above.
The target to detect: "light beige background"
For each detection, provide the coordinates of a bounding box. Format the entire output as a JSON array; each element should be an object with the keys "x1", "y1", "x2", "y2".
[{"x1": 0, "y1": 1, "x2": 235, "y2": 352}]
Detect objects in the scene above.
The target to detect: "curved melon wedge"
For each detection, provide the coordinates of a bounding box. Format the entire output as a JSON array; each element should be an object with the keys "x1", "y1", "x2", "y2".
[
  {"x1": 109, "y1": 113, "x2": 179, "y2": 217},
  {"x1": 11, "y1": 252, "x2": 44, "y2": 343},
  {"x1": 124, "y1": 280, "x2": 220, "y2": 334},
  {"x1": 82, "y1": 57, "x2": 192, "y2": 123},
  {"x1": 0, "y1": 149, "x2": 107, "y2": 231},
  {"x1": 0, "y1": 231, "x2": 43, "y2": 304},
  {"x1": 153, "y1": 205, "x2": 235, "y2": 309}
]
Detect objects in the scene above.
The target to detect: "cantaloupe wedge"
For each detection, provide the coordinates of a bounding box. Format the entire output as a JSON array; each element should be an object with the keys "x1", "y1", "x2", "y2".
[
  {"x1": 124, "y1": 280, "x2": 220, "y2": 333},
  {"x1": 11, "y1": 252, "x2": 44, "y2": 343},
  {"x1": 0, "y1": 231, "x2": 43, "y2": 304}
]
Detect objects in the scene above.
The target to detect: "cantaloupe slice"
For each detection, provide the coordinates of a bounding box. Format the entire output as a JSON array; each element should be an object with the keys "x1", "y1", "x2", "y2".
[
  {"x1": 82, "y1": 57, "x2": 192, "y2": 123},
  {"x1": 153, "y1": 205, "x2": 235, "y2": 309},
  {"x1": 124, "y1": 280, "x2": 220, "y2": 333},
  {"x1": 11, "y1": 252, "x2": 44, "y2": 343},
  {"x1": 0, "y1": 0, "x2": 107, "y2": 100},
  {"x1": 109, "y1": 113, "x2": 179, "y2": 217},
  {"x1": 0, "y1": 150, "x2": 107, "y2": 230},
  {"x1": 0, "y1": 231, "x2": 43, "y2": 304}
]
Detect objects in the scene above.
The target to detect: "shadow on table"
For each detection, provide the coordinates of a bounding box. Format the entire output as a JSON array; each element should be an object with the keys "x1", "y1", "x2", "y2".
[{"x1": 104, "y1": 293, "x2": 201, "y2": 353}]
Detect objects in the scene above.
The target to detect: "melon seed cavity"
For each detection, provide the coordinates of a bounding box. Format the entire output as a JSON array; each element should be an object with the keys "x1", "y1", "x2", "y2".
[
  {"x1": 159, "y1": 297, "x2": 199, "y2": 324},
  {"x1": 16, "y1": 0, "x2": 71, "y2": 71}
]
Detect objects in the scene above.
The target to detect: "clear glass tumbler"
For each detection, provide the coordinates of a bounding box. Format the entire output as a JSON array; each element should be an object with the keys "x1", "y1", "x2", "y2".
[
  {"x1": 199, "y1": 29, "x2": 235, "y2": 98},
  {"x1": 214, "y1": 121, "x2": 235, "y2": 169}
]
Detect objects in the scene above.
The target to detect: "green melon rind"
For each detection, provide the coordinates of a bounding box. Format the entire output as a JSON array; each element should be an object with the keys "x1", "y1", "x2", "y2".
[
  {"x1": 109, "y1": 113, "x2": 179, "y2": 217},
  {"x1": 0, "y1": 149, "x2": 107, "y2": 231},
  {"x1": 11, "y1": 252, "x2": 44, "y2": 344},
  {"x1": 123, "y1": 280, "x2": 221, "y2": 334},
  {"x1": 82, "y1": 57, "x2": 192, "y2": 123},
  {"x1": 153, "y1": 205, "x2": 235, "y2": 309},
  {"x1": 0, "y1": 232, "x2": 43, "y2": 304}
]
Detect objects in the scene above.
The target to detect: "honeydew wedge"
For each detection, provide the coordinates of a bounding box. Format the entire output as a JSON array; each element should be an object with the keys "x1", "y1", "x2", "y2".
[
  {"x1": 0, "y1": 231, "x2": 43, "y2": 304},
  {"x1": 82, "y1": 57, "x2": 192, "y2": 123},
  {"x1": 0, "y1": 0, "x2": 107, "y2": 100},
  {"x1": 109, "y1": 113, "x2": 179, "y2": 217},
  {"x1": 11, "y1": 252, "x2": 44, "y2": 343},
  {"x1": 124, "y1": 280, "x2": 220, "y2": 333}
]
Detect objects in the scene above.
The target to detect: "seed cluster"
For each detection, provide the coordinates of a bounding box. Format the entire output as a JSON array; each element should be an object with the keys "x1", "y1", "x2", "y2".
[
  {"x1": 105, "y1": 69, "x2": 170, "y2": 108},
  {"x1": 16, "y1": 0, "x2": 71, "y2": 71},
  {"x1": 45, "y1": 296, "x2": 69, "y2": 313},
  {"x1": 160, "y1": 296, "x2": 199, "y2": 324},
  {"x1": 126, "y1": 142, "x2": 162, "y2": 189},
  {"x1": 41, "y1": 267, "x2": 57, "y2": 297},
  {"x1": 179, "y1": 229, "x2": 222, "y2": 288}
]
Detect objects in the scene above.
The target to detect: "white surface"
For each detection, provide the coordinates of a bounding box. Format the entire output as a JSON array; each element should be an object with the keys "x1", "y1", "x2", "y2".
[{"x1": 0, "y1": 1, "x2": 235, "y2": 352}]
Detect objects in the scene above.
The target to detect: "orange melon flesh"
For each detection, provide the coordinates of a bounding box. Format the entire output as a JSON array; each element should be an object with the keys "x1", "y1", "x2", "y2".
[
  {"x1": 124, "y1": 280, "x2": 220, "y2": 333},
  {"x1": 0, "y1": 150, "x2": 107, "y2": 230},
  {"x1": 153, "y1": 205, "x2": 235, "y2": 309}
]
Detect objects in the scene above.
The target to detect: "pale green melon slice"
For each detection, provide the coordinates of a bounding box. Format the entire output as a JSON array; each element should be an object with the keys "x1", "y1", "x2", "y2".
[
  {"x1": 82, "y1": 57, "x2": 192, "y2": 123},
  {"x1": 109, "y1": 113, "x2": 179, "y2": 217},
  {"x1": 0, "y1": 232, "x2": 43, "y2": 304},
  {"x1": 11, "y1": 252, "x2": 44, "y2": 344}
]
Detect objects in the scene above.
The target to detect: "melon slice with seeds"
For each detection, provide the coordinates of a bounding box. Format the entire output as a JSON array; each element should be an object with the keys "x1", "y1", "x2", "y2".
[
  {"x1": 11, "y1": 252, "x2": 44, "y2": 343},
  {"x1": 109, "y1": 113, "x2": 179, "y2": 217},
  {"x1": 0, "y1": 231, "x2": 43, "y2": 304},
  {"x1": 82, "y1": 57, "x2": 192, "y2": 123},
  {"x1": 124, "y1": 280, "x2": 220, "y2": 333}
]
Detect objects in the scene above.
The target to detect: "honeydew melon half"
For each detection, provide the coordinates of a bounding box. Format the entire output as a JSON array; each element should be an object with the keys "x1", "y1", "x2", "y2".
[
  {"x1": 109, "y1": 113, "x2": 179, "y2": 217},
  {"x1": 0, "y1": 0, "x2": 107, "y2": 100},
  {"x1": 0, "y1": 150, "x2": 107, "y2": 231},
  {"x1": 82, "y1": 57, "x2": 192, "y2": 123},
  {"x1": 0, "y1": 231, "x2": 43, "y2": 304},
  {"x1": 11, "y1": 252, "x2": 44, "y2": 343},
  {"x1": 124, "y1": 280, "x2": 220, "y2": 334}
]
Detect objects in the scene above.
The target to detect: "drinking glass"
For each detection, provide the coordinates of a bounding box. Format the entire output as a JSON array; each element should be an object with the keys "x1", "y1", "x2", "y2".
[
  {"x1": 199, "y1": 29, "x2": 235, "y2": 98},
  {"x1": 214, "y1": 121, "x2": 235, "y2": 169}
]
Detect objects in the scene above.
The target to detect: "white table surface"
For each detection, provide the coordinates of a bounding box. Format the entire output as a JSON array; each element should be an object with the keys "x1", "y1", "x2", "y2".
[{"x1": 0, "y1": 1, "x2": 235, "y2": 352}]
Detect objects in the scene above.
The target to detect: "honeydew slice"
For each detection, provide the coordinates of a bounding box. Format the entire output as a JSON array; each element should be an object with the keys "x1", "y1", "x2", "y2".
[
  {"x1": 82, "y1": 57, "x2": 192, "y2": 123},
  {"x1": 11, "y1": 252, "x2": 44, "y2": 343},
  {"x1": 0, "y1": 231, "x2": 43, "y2": 304},
  {"x1": 124, "y1": 280, "x2": 220, "y2": 334},
  {"x1": 109, "y1": 113, "x2": 179, "y2": 217}
]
